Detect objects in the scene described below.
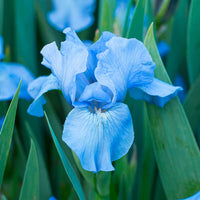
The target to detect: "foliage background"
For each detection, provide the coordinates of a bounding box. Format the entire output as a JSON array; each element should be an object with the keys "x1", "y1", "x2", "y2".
[{"x1": 1, "y1": 0, "x2": 200, "y2": 199}]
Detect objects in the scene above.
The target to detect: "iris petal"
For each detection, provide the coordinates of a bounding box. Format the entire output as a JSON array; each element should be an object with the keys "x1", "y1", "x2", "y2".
[
  {"x1": 78, "y1": 82, "x2": 112, "y2": 106},
  {"x1": 47, "y1": 0, "x2": 95, "y2": 32},
  {"x1": 0, "y1": 62, "x2": 34, "y2": 100},
  {"x1": 96, "y1": 36, "x2": 155, "y2": 103},
  {"x1": 129, "y1": 78, "x2": 182, "y2": 107},
  {"x1": 27, "y1": 74, "x2": 60, "y2": 117},
  {"x1": 40, "y1": 28, "x2": 88, "y2": 104},
  {"x1": 62, "y1": 103, "x2": 134, "y2": 172},
  {"x1": 157, "y1": 41, "x2": 170, "y2": 58},
  {"x1": 0, "y1": 35, "x2": 5, "y2": 60}
]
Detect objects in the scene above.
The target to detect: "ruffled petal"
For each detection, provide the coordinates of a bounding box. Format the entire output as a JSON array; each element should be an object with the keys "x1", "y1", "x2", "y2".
[
  {"x1": 76, "y1": 82, "x2": 112, "y2": 107},
  {"x1": 95, "y1": 36, "x2": 155, "y2": 103},
  {"x1": 0, "y1": 35, "x2": 5, "y2": 60},
  {"x1": 27, "y1": 74, "x2": 60, "y2": 117},
  {"x1": 129, "y1": 78, "x2": 182, "y2": 107},
  {"x1": 62, "y1": 103, "x2": 134, "y2": 172},
  {"x1": 40, "y1": 28, "x2": 88, "y2": 104},
  {"x1": 47, "y1": 0, "x2": 95, "y2": 32},
  {"x1": 0, "y1": 62, "x2": 34, "y2": 100}
]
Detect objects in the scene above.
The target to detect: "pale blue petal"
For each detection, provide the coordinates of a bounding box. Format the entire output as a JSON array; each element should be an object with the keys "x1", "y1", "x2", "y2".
[
  {"x1": 40, "y1": 28, "x2": 88, "y2": 104},
  {"x1": 157, "y1": 41, "x2": 170, "y2": 58},
  {"x1": 177, "y1": 191, "x2": 200, "y2": 200},
  {"x1": 83, "y1": 40, "x2": 93, "y2": 47},
  {"x1": 49, "y1": 197, "x2": 57, "y2": 200},
  {"x1": 47, "y1": 0, "x2": 95, "y2": 32},
  {"x1": 129, "y1": 78, "x2": 182, "y2": 107},
  {"x1": 62, "y1": 103, "x2": 134, "y2": 172},
  {"x1": 77, "y1": 82, "x2": 112, "y2": 107},
  {"x1": 95, "y1": 36, "x2": 155, "y2": 103},
  {"x1": 90, "y1": 31, "x2": 115, "y2": 55},
  {"x1": 174, "y1": 74, "x2": 187, "y2": 103},
  {"x1": 0, "y1": 35, "x2": 5, "y2": 60},
  {"x1": 0, "y1": 62, "x2": 34, "y2": 100},
  {"x1": 27, "y1": 74, "x2": 60, "y2": 117}
]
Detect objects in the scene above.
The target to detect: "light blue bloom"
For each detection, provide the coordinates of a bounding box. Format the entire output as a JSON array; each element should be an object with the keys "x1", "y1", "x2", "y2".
[
  {"x1": 177, "y1": 191, "x2": 200, "y2": 200},
  {"x1": 47, "y1": 0, "x2": 96, "y2": 32},
  {"x1": 174, "y1": 74, "x2": 187, "y2": 103},
  {"x1": 28, "y1": 28, "x2": 182, "y2": 172},
  {"x1": 0, "y1": 36, "x2": 5, "y2": 60},
  {"x1": 0, "y1": 36, "x2": 34, "y2": 101},
  {"x1": 49, "y1": 197, "x2": 57, "y2": 200},
  {"x1": 0, "y1": 116, "x2": 4, "y2": 131},
  {"x1": 157, "y1": 40, "x2": 170, "y2": 58}
]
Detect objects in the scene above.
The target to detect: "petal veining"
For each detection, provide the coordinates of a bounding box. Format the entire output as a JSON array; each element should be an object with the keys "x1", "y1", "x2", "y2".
[
  {"x1": 129, "y1": 78, "x2": 182, "y2": 107},
  {"x1": 40, "y1": 29, "x2": 88, "y2": 104},
  {"x1": 62, "y1": 103, "x2": 134, "y2": 172},
  {"x1": 95, "y1": 36, "x2": 155, "y2": 103}
]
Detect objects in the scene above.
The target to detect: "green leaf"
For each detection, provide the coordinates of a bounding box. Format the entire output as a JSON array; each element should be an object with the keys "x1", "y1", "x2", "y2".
[
  {"x1": 0, "y1": 0, "x2": 4, "y2": 34},
  {"x1": 25, "y1": 122, "x2": 52, "y2": 199},
  {"x1": 35, "y1": 0, "x2": 64, "y2": 44},
  {"x1": 136, "y1": 106, "x2": 157, "y2": 200},
  {"x1": 144, "y1": 24, "x2": 200, "y2": 199},
  {"x1": 184, "y1": 74, "x2": 200, "y2": 134},
  {"x1": 155, "y1": 0, "x2": 170, "y2": 24},
  {"x1": 187, "y1": 0, "x2": 200, "y2": 84},
  {"x1": 96, "y1": 172, "x2": 111, "y2": 197},
  {"x1": 72, "y1": 151, "x2": 95, "y2": 188},
  {"x1": 122, "y1": 0, "x2": 133, "y2": 37},
  {"x1": 19, "y1": 140, "x2": 39, "y2": 200},
  {"x1": 0, "y1": 194, "x2": 7, "y2": 200},
  {"x1": 14, "y1": 0, "x2": 37, "y2": 74},
  {"x1": 0, "y1": 82, "x2": 21, "y2": 188},
  {"x1": 98, "y1": 0, "x2": 116, "y2": 34},
  {"x1": 166, "y1": 0, "x2": 188, "y2": 81},
  {"x1": 146, "y1": 0, "x2": 154, "y2": 30},
  {"x1": 127, "y1": 0, "x2": 146, "y2": 40},
  {"x1": 44, "y1": 112, "x2": 86, "y2": 200}
]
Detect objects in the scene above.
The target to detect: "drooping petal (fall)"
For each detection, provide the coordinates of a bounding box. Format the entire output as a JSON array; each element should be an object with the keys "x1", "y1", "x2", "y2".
[
  {"x1": 62, "y1": 103, "x2": 134, "y2": 172},
  {"x1": 27, "y1": 74, "x2": 60, "y2": 117},
  {"x1": 129, "y1": 78, "x2": 182, "y2": 107}
]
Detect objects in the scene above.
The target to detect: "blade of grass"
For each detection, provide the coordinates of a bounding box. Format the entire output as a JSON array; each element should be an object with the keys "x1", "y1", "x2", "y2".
[
  {"x1": 0, "y1": 82, "x2": 21, "y2": 188},
  {"x1": 166, "y1": 0, "x2": 188, "y2": 81},
  {"x1": 19, "y1": 140, "x2": 39, "y2": 200},
  {"x1": 127, "y1": 0, "x2": 146, "y2": 40},
  {"x1": 184, "y1": 74, "x2": 200, "y2": 136},
  {"x1": 98, "y1": 0, "x2": 116, "y2": 33},
  {"x1": 187, "y1": 0, "x2": 200, "y2": 85},
  {"x1": 45, "y1": 112, "x2": 86, "y2": 200},
  {"x1": 14, "y1": 0, "x2": 37, "y2": 74},
  {"x1": 144, "y1": 24, "x2": 200, "y2": 199},
  {"x1": 25, "y1": 121, "x2": 52, "y2": 199}
]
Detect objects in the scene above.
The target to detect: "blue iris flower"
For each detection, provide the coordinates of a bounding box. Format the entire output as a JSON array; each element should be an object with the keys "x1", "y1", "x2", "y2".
[
  {"x1": 47, "y1": 0, "x2": 96, "y2": 32},
  {"x1": 0, "y1": 116, "x2": 4, "y2": 131},
  {"x1": 0, "y1": 35, "x2": 34, "y2": 101},
  {"x1": 49, "y1": 197, "x2": 57, "y2": 200},
  {"x1": 27, "y1": 28, "x2": 182, "y2": 172},
  {"x1": 157, "y1": 40, "x2": 170, "y2": 58},
  {"x1": 114, "y1": 1, "x2": 170, "y2": 58},
  {"x1": 177, "y1": 191, "x2": 200, "y2": 200}
]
